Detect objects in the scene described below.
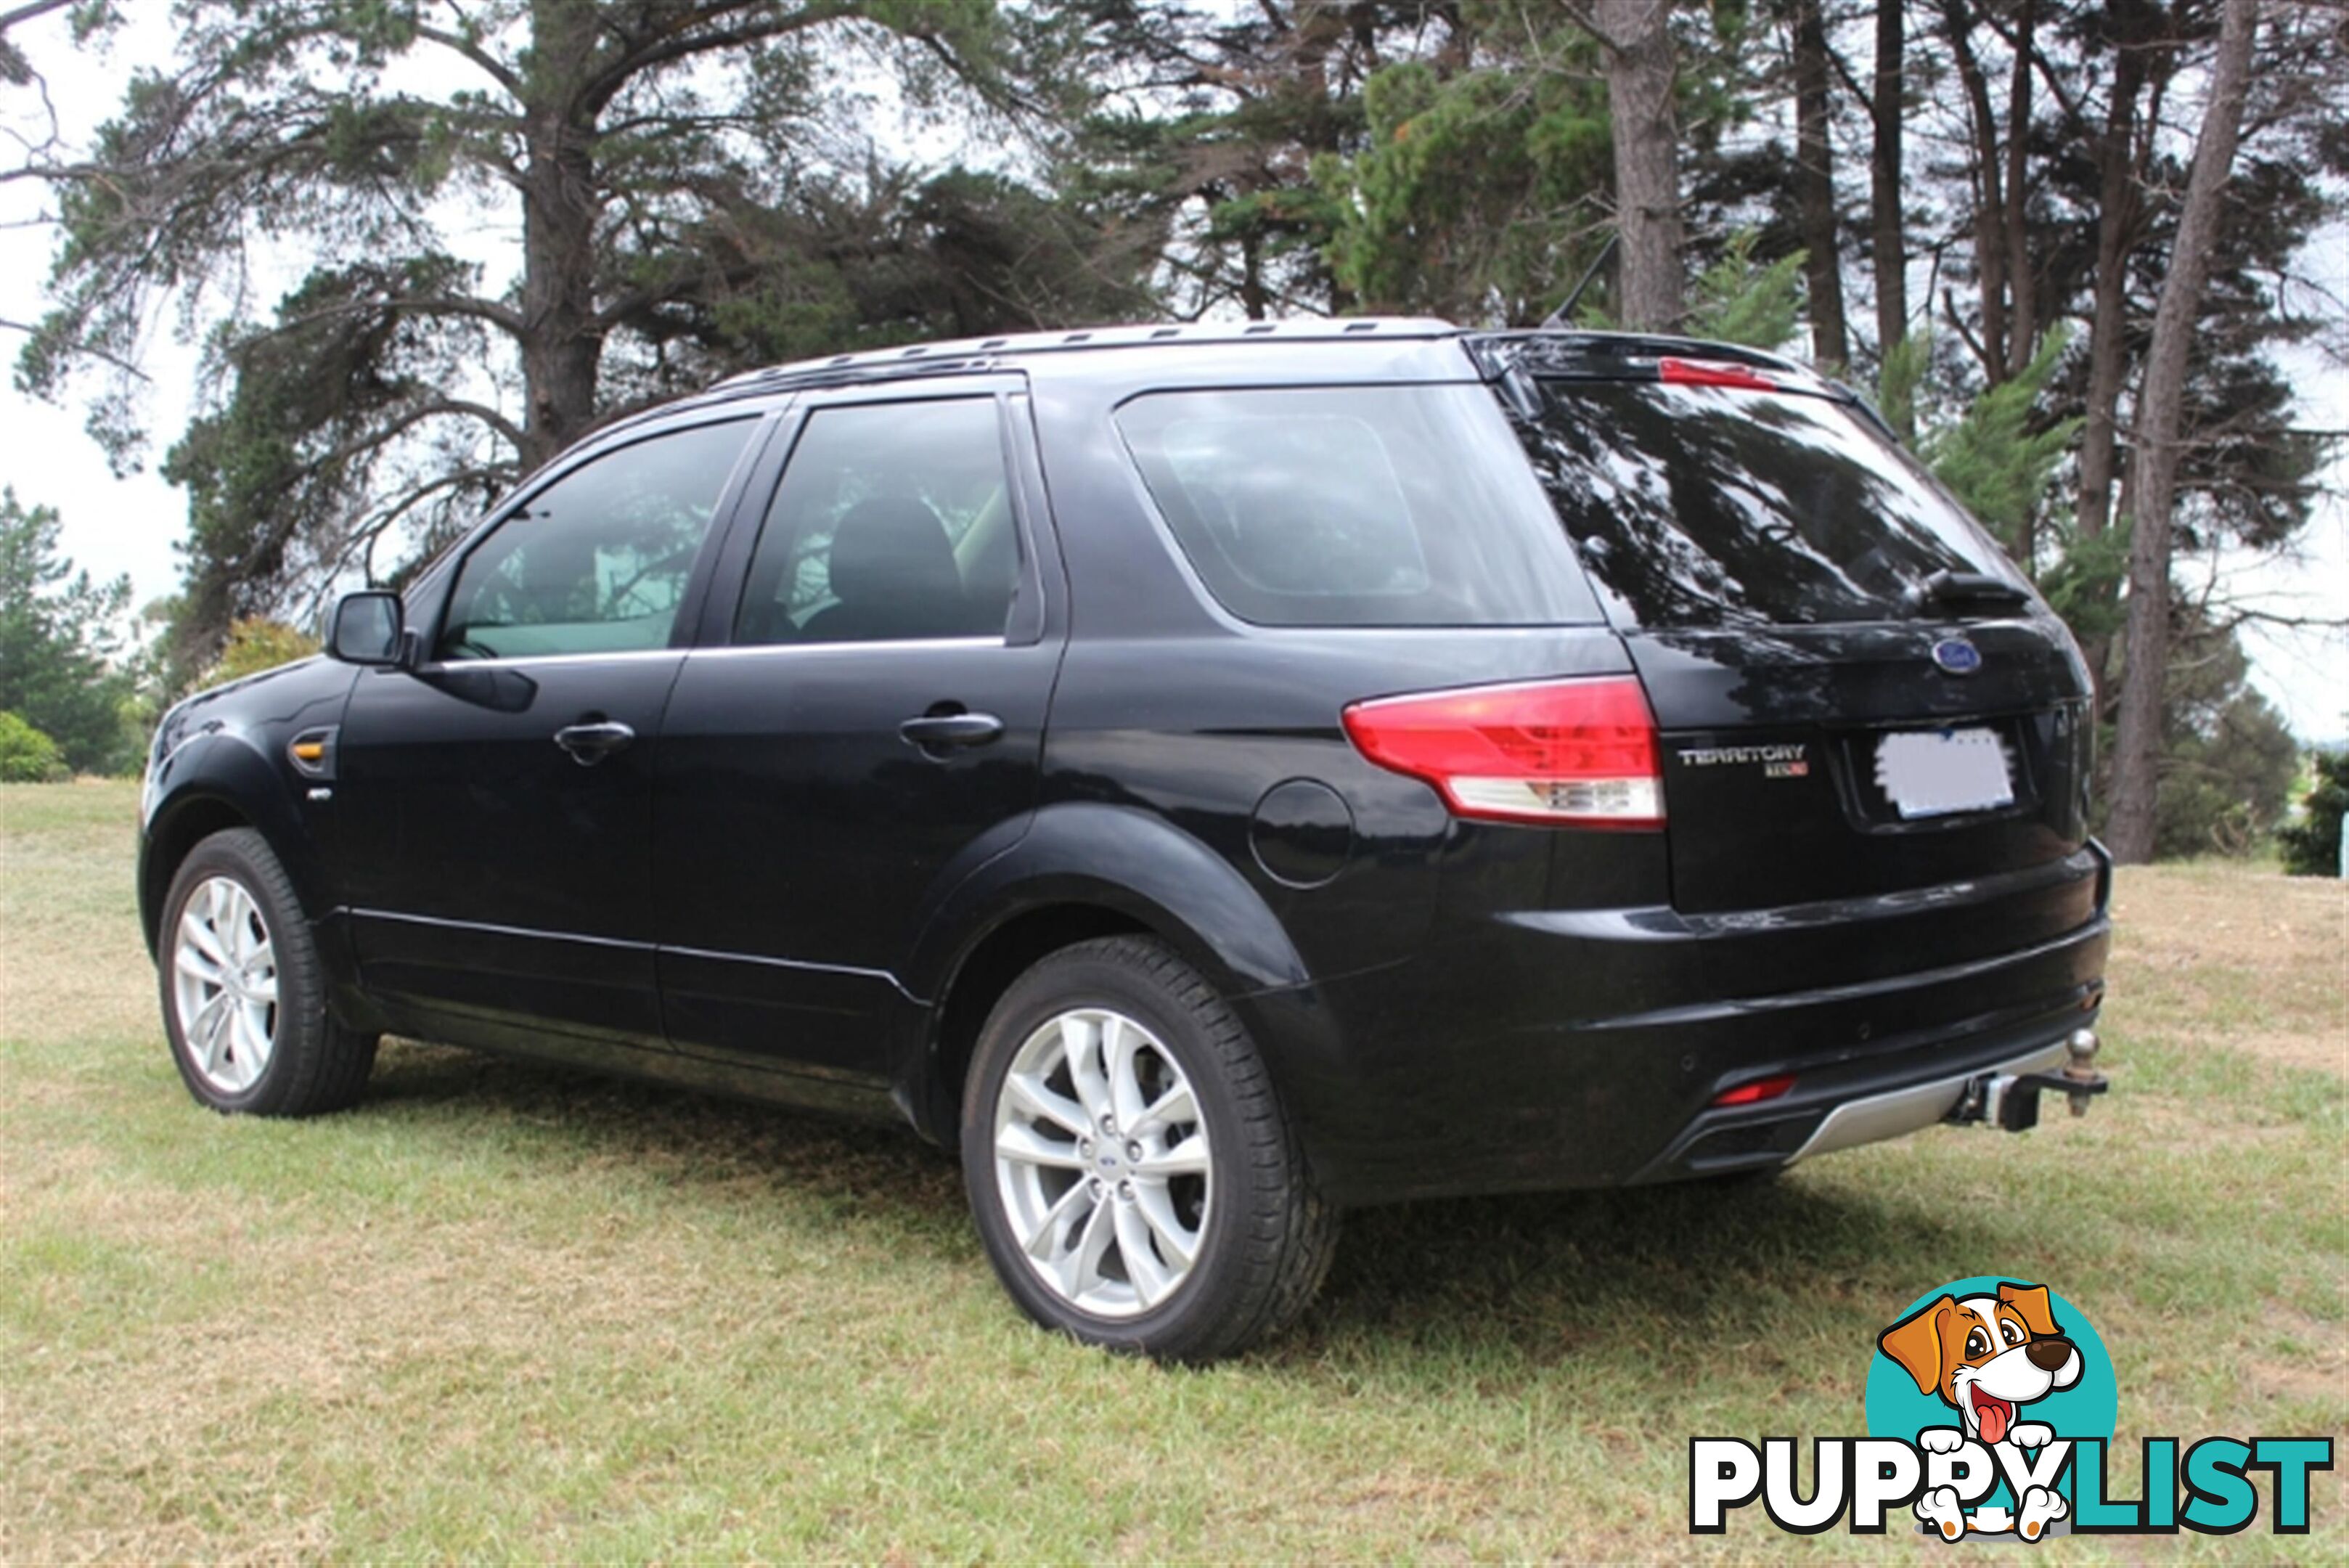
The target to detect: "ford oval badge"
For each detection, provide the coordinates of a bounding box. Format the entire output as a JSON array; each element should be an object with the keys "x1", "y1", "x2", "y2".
[{"x1": 1932, "y1": 637, "x2": 1983, "y2": 675}]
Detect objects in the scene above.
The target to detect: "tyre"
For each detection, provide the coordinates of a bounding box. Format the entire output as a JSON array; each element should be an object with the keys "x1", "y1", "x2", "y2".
[
  {"x1": 159, "y1": 827, "x2": 377, "y2": 1116},
  {"x1": 960, "y1": 936, "x2": 1338, "y2": 1361}
]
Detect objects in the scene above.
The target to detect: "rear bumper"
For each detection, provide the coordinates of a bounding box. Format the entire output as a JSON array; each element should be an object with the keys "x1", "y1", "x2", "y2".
[
  {"x1": 1794, "y1": 1037, "x2": 2070, "y2": 1161},
  {"x1": 1261, "y1": 848, "x2": 2111, "y2": 1205},
  {"x1": 1625, "y1": 1008, "x2": 2091, "y2": 1183}
]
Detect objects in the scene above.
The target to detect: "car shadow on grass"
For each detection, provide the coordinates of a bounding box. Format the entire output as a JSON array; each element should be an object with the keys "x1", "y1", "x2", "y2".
[
  {"x1": 1283, "y1": 1177, "x2": 2005, "y2": 1371},
  {"x1": 360, "y1": 1038, "x2": 2005, "y2": 1368}
]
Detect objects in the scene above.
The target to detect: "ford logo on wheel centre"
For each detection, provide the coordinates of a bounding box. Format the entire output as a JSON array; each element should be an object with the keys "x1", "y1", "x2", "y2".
[{"x1": 1932, "y1": 637, "x2": 1984, "y2": 675}]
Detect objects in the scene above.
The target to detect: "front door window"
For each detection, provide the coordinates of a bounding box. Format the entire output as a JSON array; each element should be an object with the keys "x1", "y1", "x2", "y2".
[{"x1": 438, "y1": 420, "x2": 756, "y2": 661}]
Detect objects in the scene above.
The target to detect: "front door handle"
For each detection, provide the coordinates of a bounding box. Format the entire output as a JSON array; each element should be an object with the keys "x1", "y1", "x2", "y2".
[
  {"x1": 553, "y1": 719, "x2": 636, "y2": 766},
  {"x1": 899, "y1": 711, "x2": 1005, "y2": 754}
]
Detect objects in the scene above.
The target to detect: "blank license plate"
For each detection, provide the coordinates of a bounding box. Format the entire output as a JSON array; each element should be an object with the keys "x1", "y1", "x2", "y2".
[{"x1": 1874, "y1": 728, "x2": 2014, "y2": 819}]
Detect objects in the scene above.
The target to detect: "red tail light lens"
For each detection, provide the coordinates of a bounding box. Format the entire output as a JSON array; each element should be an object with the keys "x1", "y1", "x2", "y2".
[
  {"x1": 1711, "y1": 1072, "x2": 1797, "y2": 1107},
  {"x1": 1341, "y1": 676, "x2": 1664, "y2": 828},
  {"x1": 1658, "y1": 356, "x2": 1778, "y2": 391}
]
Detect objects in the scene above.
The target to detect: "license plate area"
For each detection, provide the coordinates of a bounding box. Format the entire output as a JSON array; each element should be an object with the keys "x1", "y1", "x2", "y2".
[{"x1": 1872, "y1": 727, "x2": 2017, "y2": 820}]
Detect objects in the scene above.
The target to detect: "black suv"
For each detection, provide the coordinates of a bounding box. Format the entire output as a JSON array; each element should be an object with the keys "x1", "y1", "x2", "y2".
[{"x1": 140, "y1": 319, "x2": 2111, "y2": 1359}]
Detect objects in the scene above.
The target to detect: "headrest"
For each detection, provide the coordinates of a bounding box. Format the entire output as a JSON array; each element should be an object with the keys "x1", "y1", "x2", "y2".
[{"x1": 825, "y1": 497, "x2": 963, "y2": 607}]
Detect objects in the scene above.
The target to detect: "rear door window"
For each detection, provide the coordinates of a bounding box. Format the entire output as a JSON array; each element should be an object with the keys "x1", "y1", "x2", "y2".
[
  {"x1": 1510, "y1": 380, "x2": 2023, "y2": 628},
  {"x1": 732, "y1": 397, "x2": 1017, "y2": 646},
  {"x1": 1114, "y1": 385, "x2": 1598, "y2": 627}
]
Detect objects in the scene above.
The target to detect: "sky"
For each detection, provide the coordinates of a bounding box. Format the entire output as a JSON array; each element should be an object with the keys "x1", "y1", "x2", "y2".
[{"x1": 2, "y1": 7, "x2": 2342, "y2": 740}]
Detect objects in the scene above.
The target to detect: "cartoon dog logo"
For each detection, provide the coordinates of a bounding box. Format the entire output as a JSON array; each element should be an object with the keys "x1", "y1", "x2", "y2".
[{"x1": 1878, "y1": 1282, "x2": 2083, "y2": 1540}]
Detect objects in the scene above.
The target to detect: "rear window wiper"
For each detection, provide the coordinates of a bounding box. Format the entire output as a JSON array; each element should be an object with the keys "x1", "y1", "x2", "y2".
[{"x1": 1901, "y1": 569, "x2": 2030, "y2": 616}]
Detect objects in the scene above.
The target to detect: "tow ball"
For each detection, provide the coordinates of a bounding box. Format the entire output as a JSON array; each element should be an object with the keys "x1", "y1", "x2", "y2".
[{"x1": 1948, "y1": 1029, "x2": 2109, "y2": 1132}]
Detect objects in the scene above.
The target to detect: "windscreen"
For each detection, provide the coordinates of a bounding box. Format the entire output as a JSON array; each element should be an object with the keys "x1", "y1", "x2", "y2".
[
  {"x1": 1509, "y1": 380, "x2": 2025, "y2": 628},
  {"x1": 1115, "y1": 384, "x2": 1600, "y2": 627}
]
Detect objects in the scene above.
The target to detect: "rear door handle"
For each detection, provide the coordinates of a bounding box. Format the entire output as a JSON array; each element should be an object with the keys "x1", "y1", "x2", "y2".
[
  {"x1": 553, "y1": 719, "x2": 636, "y2": 766},
  {"x1": 899, "y1": 711, "x2": 1005, "y2": 754}
]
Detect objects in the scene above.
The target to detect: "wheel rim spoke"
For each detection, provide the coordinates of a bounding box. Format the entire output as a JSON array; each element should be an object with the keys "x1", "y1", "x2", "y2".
[
  {"x1": 1004, "y1": 1071, "x2": 1088, "y2": 1139},
  {"x1": 182, "y1": 915, "x2": 230, "y2": 969},
  {"x1": 175, "y1": 943, "x2": 225, "y2": 988},
  {"x1": 1105, "y1": 1015, "x2": 1149, "y2": 1129},
  {"x1": 992, "y1": 1004, "x2": 1214, "y2": 1320},
  {"x1": 1132, "y1": 1081, "x2": 1196, "y2": 1139},
  {"x1": 1132, "y1": 1183, "x2": 1199, "y2": 1270},
  {"x1": 190, "y1": 992, "x2": 232, "y2": 1073},
  {"x1": 1132, "y1": 1134, "x2": 1209, "y2": 1179},
  {"x1": 1026, "y1": 1178, "x2": 1095, "y2": 1262},
  {"x1": 1113, "y1": 1199, "x2": 1174, "y2": 1307},
  {"x1": 997, "y1": 1122, "x2": 1087, "y2": 1171},
  {"x1": 1056, "y1": 1193, "x2": 1117, "y2": 1298},
  {"x1": 1061, "y1": 1014, "x2": 1112, "y2": 1124}
]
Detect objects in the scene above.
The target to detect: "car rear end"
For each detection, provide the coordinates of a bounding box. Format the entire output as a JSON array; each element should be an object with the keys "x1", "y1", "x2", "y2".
[
  {"x1": 1066, "y1": 327, "x2": 2109, "y2": 1204},
  {"x1": 1480, "y1": 337, "x2": 2107, "y2": 1180}
]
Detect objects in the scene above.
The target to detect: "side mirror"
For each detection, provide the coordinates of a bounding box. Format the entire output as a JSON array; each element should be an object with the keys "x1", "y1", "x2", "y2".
[{"x1": 327, "y1": 590, "x2": 405, "y2": 666}]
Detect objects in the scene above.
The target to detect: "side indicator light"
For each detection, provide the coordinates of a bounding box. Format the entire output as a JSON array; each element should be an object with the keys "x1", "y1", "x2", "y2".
[
  {"x1": 1658, "y1": 357, "x2": 1778, "y2": 392},
  {"x1": 1711, "y1": 1072, "x2": 1797, "y2": 1108},
  {"x1": 290, "y1": 740, "x2": 327, "y2": 763},
  {"x1": 1341, "y1": 674, "x2": 1664, "y2": 828}
]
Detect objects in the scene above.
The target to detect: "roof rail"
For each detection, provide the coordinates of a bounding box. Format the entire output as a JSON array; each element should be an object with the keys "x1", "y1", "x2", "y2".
[{"x1": 711, "y1": 316, "x2": 1461, "y2": 392}]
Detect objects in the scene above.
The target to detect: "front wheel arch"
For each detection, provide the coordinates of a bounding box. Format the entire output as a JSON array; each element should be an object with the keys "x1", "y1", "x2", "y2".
[{"x1": 140, "y1": 793, "x2": 255, "y2": 956}]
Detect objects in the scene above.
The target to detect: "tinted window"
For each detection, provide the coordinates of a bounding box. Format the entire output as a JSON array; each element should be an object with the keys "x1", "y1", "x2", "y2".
[
  {"x1": 1512, "y1": 380, "x2": 2022, "y2": 628},
  {"x1": 734, "y1": 399, "x2": 1016, "y2": 646},
  {"x1": 1114, "y1": 385, "x2": 1599, "y2": 627},
  {"x1": 438, "y1": 420, "x2": 753, "y2": 660}
]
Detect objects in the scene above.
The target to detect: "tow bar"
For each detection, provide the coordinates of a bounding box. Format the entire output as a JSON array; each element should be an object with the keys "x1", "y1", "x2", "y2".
[{"x1": 1948, "y1": 1029, "x2": 2109, "y2": 1132}]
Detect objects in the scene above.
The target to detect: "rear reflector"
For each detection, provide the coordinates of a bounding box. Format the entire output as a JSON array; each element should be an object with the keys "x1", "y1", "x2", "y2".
[
  {"x1": 1341, "y1": 675, "x2": 1664, "y2": 828},
  {"x1": 1658, "y1": 356, "x2": 1778, "y2": 392},
  {"x1": 1711, "y1": 1072, "x2": 1797, "y2": 1108}
]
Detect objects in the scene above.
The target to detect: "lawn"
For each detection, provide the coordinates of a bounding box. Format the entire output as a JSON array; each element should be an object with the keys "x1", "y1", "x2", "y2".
[{"x1": 4, "y1": 780, "x2": 2342, "y2": 1561}]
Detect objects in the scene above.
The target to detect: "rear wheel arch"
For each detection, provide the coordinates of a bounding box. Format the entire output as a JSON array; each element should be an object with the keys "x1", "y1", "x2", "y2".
[
  {"x1": 902, "y1": 807, "x2": 1318, "y2": 1145},
  {"x1": 918, "y1": 902, "x2": 1155, "y2": 1145}
]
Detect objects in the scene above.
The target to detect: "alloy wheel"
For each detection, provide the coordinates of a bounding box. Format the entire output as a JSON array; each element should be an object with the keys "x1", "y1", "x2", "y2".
[
  {"x1": 991, "y1": 1007, "x2": 1212, "y2": 1318},
  {"x1": 172, "y1": 875, "x2": 279, "y2": 1094}
]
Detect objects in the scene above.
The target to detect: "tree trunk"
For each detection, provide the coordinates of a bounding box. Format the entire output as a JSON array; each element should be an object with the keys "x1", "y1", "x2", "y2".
[
  {"x1": 1791, "y1": 0, "x2": 1848, "y2": 367},
  {"x1": 2077, "y1": 0, "x2": 2151, "y2": 541},
  {"x1": 1870, "y1": 0, "x2": 1908, "y2": 360},
  {"x1": 1596, "y1": 0, "x2": 1685, "y2": 330},
  {"x1": 2104, "y1": 0, "x2": 2258, "y2": 865},
  {"x1": 2001, "y1": 0, "x2": 2037, "y2": 382},
  {"x1": 518, "y1": 122, "x2": 604, "y2": 470},
  {"x1": 1942, "y1": 0, "x2": 2010, "y2": 383},
  {"x1": 518, "y1": 0, "x2": 607, "y2": 471}
]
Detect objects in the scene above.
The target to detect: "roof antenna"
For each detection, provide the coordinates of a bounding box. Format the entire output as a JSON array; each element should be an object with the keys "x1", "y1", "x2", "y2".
[{"x1": 1541, "y1": 234, "x2": 1617, "y2": 330}]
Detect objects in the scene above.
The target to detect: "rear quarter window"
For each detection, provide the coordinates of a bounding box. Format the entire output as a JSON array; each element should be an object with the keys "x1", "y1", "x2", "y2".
[
  {"x1": 1511, "y1": 380, "x2": 2024, "y2": 628},
  {"x1": 1114, "y1": 385, "x2": 1599, "y2": 628}
]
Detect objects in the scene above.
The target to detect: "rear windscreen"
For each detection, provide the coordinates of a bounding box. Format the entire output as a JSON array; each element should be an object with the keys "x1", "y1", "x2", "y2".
[
  {"x1": 1114, "y1": 384, "x2": 1600, "y2": 627},
  {"x1": 1511, "y1": 380, "x2": 2025, "y2": 628}
]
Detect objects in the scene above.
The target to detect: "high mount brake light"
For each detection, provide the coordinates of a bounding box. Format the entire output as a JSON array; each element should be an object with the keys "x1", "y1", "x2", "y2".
[
  {"x1": 1657, "y1": 357, "x2": 1778, "y2": 392},
  {"x1": 1340, "y1": 676, "x2": 1665, "y2": 828},
  {"x1": 1711, "y1": 1072, "x2": 1797, "y2": 1108}
]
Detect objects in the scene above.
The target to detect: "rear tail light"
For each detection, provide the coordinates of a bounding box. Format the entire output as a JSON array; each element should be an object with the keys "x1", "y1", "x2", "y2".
[
  {"x1": 1711, "y1": 1072, "x2": 1796, "y2": 1107},
  {"x1": 1341, "y1": 675, "x2": 1664, "y2": 828},
  {"x1": 1657, "y1": 357, "x2": 1778, "y2": 391}
]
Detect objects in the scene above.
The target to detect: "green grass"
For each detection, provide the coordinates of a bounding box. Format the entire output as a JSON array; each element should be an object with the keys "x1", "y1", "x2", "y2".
[{"x1": 4, "y1": 780, "x2": 2343, "y2": 1560}]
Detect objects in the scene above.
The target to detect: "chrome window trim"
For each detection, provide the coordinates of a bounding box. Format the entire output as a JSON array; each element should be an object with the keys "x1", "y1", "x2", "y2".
[
  {"x1": 687, "y1": 635, "x2": 1008, "y2": 660},
  {"x1": 422, "y1": 646, "x2": 690, "y2": 671}
]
